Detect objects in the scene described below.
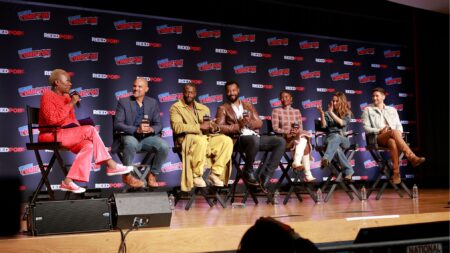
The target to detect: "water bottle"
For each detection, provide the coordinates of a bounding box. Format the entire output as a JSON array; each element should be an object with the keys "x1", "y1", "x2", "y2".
[
  {"x1": 273, "y1": 190, "x2": 280, "y2": 205},
  {"x1": 168, "y1": 194, "x2": 175, "y2": 210},
  {"x1": 231, "y1": 202, "x2": 246, "y2": 208},
  {"x1": 360, "y1": 186, "x2": 367, "y2": 200},
  {"x1": 412, "y1": 184, "x2": 419, "y2": 199},
  {"x1": 316, "y1": 188, "x2": 323, "y2": 203}
]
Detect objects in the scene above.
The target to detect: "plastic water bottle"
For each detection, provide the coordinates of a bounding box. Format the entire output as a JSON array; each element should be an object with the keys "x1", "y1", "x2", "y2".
[
  {"x1": 231, "y1": 202, "x2": 246, "y2": 208},
  {"x1": 360, "y1": 186, "x2": 367, "y2": 200},
  {"x1": 316, "y1": 188, "x2": 323, "y2": 203},
  {"x1": 168, "y1": 194, "x2": 175, "y2": 210},
  {"x1": 273, "y1": 190, "x2": 280, "y2": 205},
  {"x1": 412, "y1": 184, "x2": 419, "y2": 199}
]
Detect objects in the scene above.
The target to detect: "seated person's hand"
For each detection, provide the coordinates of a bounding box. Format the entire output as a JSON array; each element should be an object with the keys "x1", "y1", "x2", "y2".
[
  {"x1": 290, "y1": 127, "x2": 300, "y2": 136},
  {"x1": 316, "y1": 105, "x2": 324, "y2": 115},
  {"x1": 379, "y1": 126, "x2": 391, "y2": 134},
  {"x1": 200, "y1": 121, "x2": 210, "y2": 133},
  {"x1": 137, "y1": 124, "x2": 153, "y2": 134},
  {"x1": 209, "y1": 120, "x2": 220, "y2": 133},
  {"x1": 238, "y1": 117, "x2": 250, "y2": 129}
]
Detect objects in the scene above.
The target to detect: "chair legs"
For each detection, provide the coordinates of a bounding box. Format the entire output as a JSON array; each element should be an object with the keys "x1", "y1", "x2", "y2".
[{"x1": 366, "y1": 149, "x2": 412, "y2": 200}]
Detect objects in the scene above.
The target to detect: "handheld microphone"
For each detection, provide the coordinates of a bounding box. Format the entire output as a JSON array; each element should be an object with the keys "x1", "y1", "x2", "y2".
[
  {"x1": 242, "y1": 110, "x2": 249, "y2": 118},
  {"x1": 292, "y1": 122, "x2": 299, "y2": 129},
  {"x1": 203, "y1": 114, "x2": 210, "y2": 122},
  {"x1": 70, "y1": 90, "x2": 81, "y2": 108}
]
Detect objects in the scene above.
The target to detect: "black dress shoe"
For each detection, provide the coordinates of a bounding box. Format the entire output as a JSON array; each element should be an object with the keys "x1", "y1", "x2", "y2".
[
  {"x1": 242, "y1": 171, "x2": 259, "y2": 186},
  {"x1": 259, "y1": 174, "x2": 271, "y2": 193}
]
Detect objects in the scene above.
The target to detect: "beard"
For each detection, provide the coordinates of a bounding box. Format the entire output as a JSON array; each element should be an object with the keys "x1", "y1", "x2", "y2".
[{"x1": 227, "y1": 95, "x2": 238, "y2": 103}]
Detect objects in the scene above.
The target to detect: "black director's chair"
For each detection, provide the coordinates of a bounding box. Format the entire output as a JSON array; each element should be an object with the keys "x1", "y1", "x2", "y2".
[
  {"x1": 24, "y1": 106, "x2": 71, "y2": 215},
  {"x1": 171, "y1": 135, "x2": 227, "y2": 210},
  {"x1": 365, "y1": 132, "x2": 413, "y2": 200},
  {"x1": 314, "y1": 120, "x2": 362, "y2": 202}
]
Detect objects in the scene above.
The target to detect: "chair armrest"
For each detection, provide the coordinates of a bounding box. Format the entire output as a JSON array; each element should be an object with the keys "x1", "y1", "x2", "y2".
[{"x1": 365, "y1": 133, "x2": 378, "y2": 149}]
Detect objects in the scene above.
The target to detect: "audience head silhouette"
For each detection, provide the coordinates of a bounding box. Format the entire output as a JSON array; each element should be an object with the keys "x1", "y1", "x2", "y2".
[{"x1": 237, "y1": 217, "x2": 320, "y2": 253}]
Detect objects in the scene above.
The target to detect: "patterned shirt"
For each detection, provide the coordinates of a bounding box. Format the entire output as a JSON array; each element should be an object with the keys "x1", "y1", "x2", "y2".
[{"x1": 271, "y1": 105, "x2": 303, "y2": 134}]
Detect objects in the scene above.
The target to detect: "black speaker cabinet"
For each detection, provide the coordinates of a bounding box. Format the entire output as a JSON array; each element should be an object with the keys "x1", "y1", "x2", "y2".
[
  {"x1": 113, "y1": 192, "x2": 172, "y2": 229},
  {"x1": 30, "y1": 198, "x2": 112, "y2": 236}
]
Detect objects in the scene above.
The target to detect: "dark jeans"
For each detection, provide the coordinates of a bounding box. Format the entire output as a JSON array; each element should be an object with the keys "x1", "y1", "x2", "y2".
[{"x1": 236, "y1": 135, "x2": 286, "y2": 178}]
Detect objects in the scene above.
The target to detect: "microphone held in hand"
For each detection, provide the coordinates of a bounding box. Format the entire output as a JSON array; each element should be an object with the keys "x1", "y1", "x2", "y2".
[
  {"x1": 203, "y1": 114, "x2": 210, "y2": 122},
  {"x1": 242, "y1": 110, "x2": 249, "y2": 118},
  {"x1": 70, "y1": 90, "x2": 81, "y2": 108},
  {"x1": 292, "y1": 122, "x2": 299, "y2": 129}
]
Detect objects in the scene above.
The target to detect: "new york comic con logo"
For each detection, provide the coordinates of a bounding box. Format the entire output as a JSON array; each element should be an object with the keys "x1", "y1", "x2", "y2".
[
  {"x1": 18, "y1": 163, "x2": 41, "y2": 176},
  {"x1": 196, "y1": 29, "x2": 221, "y2": 38},
  {"x1": 385, "y1": 77, "x2": 402, "y2": 85},
  {"x1": 198, "y1": 94, "x2": 223, "y2": 104},
  {"x1": 329, "y1": 44, "x2": 348, "y2": 52},
  {"x1": 268, "y1": 68, "x2": 289, "y2": 77},
  {"x1": 358, "y1": 75, "x2": 376, "y2": 83},
  {"x1": 270, "y1": 98, "x2": 281, "y2": 108},
  {"x1": 233, "y1": 33, "x2": 255, "y2": 42},
  {"x1": 0, "y1": 68, "x2": 25, "y2": 74},
  {"x1": 267, "y1": 37, "x2": 288, "y2": 46},
  {"x1": 161, "y1": 127, "x2": 173, "y2": 138},
  {"x1": 384, "y1": 50, "x2": 400, "y2": 58},
  {"x1": 161, "y1": 162, "x2": 182, "y2": 173},
  {"x1": 357, "y1": 47, "x2": 375, "y2": 55},
  {"x1": 114, "y1": 20, "x2": 142, "y2": 30},
  {"x1": 0, "y1": 29, "x2": 24, "y2": 36},
  {"x1": 18, "y1": 85, "x2": 50, "y2": 97},
  {"x1": 299, "y1": 40, "x2": 319, "y2": 49},
  {"x1": 68, "y1": 15, "x2": 98, "y2": 25},
  {"x1": 115, "y1": 90, "x2": 133, "y2": 100},
  {"x1": 18, "y1": 125, "x2": 39, "y2": 136},
  {"x1": 300, "y1": 70, "x2": 320, "y2": 79},
  {"x1": 197, "y1": 61, "x2": 222, "y2": 71},
  {"x1": 158, "y1": 92, "x2": 182, "y2": 103},
  {"x1": 302, "y1": 99, "x2": 322, "y2": 109},
  {"x1": 239, "y1": 96, "x2": 258, "y2": 104},
  {"x1": 157, "y1": 58, "x2": 183, "y2": 69},
  {"x1": 17, "y1": 10, "x2": 50, "y2": 21},
  {"x1": 331, "y1": 72, "x2": 350, "y2": 81},
  {"x1": 115, "y1": 55, "x2": 143, "y2": 65},
  {"x1": 70, "y1": 87, "x2": 99, "y2": 98},
  {"x1": 68, "y1": 51, "x2": 98, "y2": 62},
  {"x1": 234, "y1": 65, "x2": 256, "y2": 74},
  {"x1": 18, "y1": 48, "x2": 51, "y2": 59},
  {"x1": 156, "y1": 25, "x2": 183, "y2": 34}
]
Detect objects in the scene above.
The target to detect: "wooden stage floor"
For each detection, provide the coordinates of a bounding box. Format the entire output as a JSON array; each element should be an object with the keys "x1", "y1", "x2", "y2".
[{"x1": 1, "y1": 188, "x2": 449, "y2": 252}]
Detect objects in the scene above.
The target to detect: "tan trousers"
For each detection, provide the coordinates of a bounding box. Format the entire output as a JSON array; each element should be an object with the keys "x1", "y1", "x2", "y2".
[
  {"x1": 181, "y1": 134, "x2": 233, "y2": 191},
  {"x1": 377, "y1": 129, "x2": 414, "y2": 173}
]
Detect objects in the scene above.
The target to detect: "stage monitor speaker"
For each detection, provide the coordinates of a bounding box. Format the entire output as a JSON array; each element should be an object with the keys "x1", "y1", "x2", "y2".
[
  {"x1": 30, "y1": 198, "x2": 112, "y2": 236},
  {"x1": 113, "y1": 192, "x2": 172, "y2": 229},
  {"x1": 0, "y1": 177, "x2": 21, "y2": 236},
  {"x1": 354, "y1": 220, "x2": 450, "y2": 243}
]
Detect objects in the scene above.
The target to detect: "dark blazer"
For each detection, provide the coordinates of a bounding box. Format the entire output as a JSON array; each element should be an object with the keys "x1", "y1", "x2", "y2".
[
  {"x1": 215, "y1": 101, "x2": 263, "y2": 140},
  {"x1": 112, "y1": 96, "x2": 162, "y2": 152}
]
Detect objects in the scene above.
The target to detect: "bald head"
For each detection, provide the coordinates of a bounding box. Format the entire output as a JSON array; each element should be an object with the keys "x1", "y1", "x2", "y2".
[{"x1": 132, "y1": 78, "x2": 149, "y2": 101}]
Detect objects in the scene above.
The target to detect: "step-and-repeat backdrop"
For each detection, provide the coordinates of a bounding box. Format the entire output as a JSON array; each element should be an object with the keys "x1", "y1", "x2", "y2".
[{"x1": 0, "y1": 1, "x2": 417, "y2": 195}]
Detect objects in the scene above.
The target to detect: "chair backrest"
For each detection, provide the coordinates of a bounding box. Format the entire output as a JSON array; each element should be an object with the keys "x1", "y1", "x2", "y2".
[
  {"x1": 26, "y1": 106, "x2": 40, "y2": 144},
  {"x1": 314, "y1": 119, "x2": 328, "y2": 133},
  {"x1": 260, "y1": 119, "x2": 276, "y2": 136}
]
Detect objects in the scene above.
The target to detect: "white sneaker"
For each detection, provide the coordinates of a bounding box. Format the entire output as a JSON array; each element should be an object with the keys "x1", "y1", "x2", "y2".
[{"x1": 106, "y1": 164, "x2": 133, "y2": 176}]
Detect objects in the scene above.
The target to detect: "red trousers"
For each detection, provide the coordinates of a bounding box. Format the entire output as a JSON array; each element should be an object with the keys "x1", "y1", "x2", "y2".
[{"x1": 39, "y1": 125, "x2": 111, "y2": 182}]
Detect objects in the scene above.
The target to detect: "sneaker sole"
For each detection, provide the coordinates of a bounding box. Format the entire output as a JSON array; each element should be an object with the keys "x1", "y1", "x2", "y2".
[
  {"x1": 60, "y1": 188, "x2": 86, "y2": 194},
  {"x1": 106, "y1": 166, "x2": 133, "y2": 176}
]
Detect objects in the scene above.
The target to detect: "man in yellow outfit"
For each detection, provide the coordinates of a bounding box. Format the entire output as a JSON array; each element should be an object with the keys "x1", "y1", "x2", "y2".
[{"x1": 170, "y1": 83, "x2": 233, "y2": 192}]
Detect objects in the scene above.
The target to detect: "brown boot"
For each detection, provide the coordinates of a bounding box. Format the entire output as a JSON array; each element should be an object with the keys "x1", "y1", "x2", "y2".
[
  {"x1": 122, "y1": 174, "x2": 144, "y2": 188},
  {"x1": 391, "y1": 172, "x2": 401, "y2": 184},
  {"x1": 409, "y1": 155, "x2": 426, "y2": 168},
  {"x1": 147, "y1": 173, "x2": 160, "y2": 188}
]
